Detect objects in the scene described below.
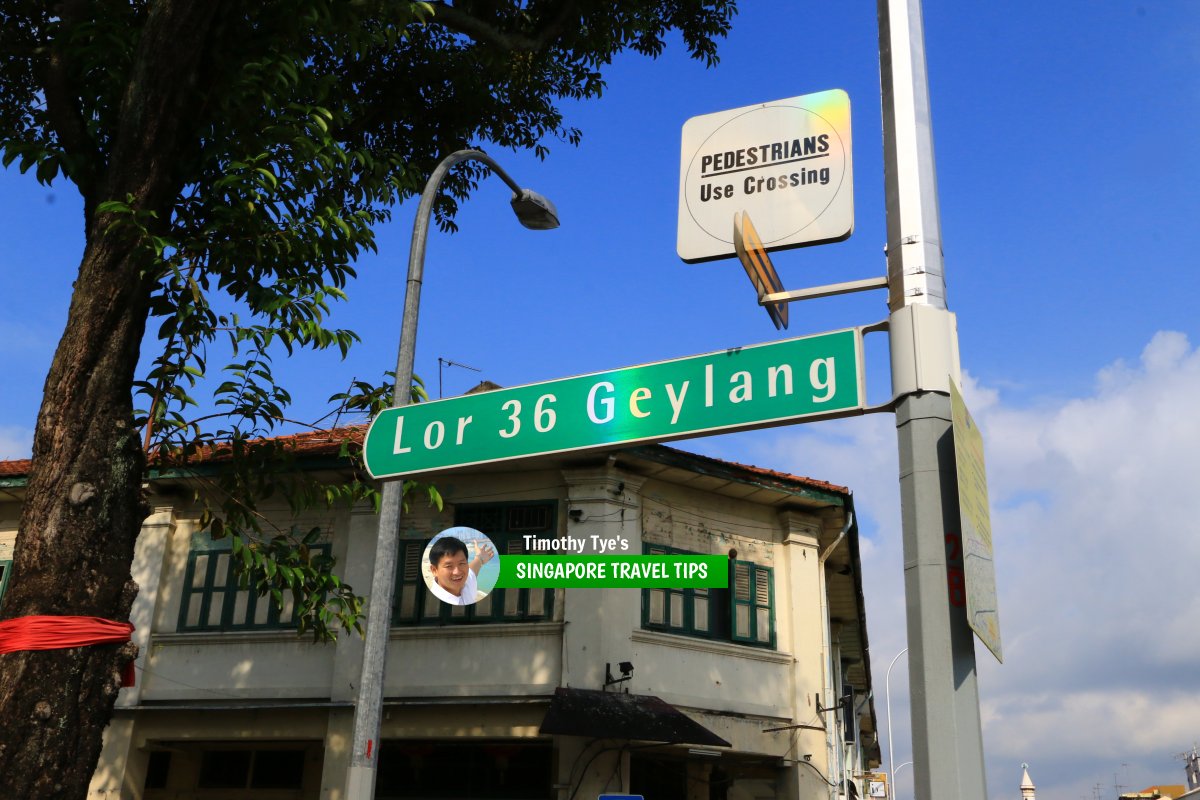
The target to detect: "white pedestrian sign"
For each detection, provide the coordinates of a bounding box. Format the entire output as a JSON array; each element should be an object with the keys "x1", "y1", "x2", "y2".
[{"x1": 677, "y1": 89, "x2": 854, "y2": 263}]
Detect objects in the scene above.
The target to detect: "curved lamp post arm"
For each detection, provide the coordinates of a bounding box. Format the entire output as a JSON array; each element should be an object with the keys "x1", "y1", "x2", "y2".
[
  {"x1": 393, "y1": 149, "x2": 558, "y2": 409},
  {"x1": 347, "y1": 149, "x2": 557, "y2": 800}
]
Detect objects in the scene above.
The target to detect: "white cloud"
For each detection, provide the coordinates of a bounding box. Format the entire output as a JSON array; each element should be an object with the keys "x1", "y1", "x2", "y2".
[
  {"x1": 971, "y1": 331, "x2": 1200, "y2": 796},
  {"x1": 723, "y1": 331, "x2": 1200, "y2": 799}
]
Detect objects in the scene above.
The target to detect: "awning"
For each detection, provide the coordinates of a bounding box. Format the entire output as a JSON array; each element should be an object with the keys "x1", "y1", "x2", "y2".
[{"x1": 539, "y1": 687, "x2": 731, "y2": 747}]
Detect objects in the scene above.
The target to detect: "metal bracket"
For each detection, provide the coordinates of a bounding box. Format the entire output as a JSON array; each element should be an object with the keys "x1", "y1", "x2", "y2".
[
  {"x1": 861, "y1": 318, "x2": 890, "y2": 335},
  {"x1": 861, "y1": 398, "x2": 899, "y2": 415},
  {"x1": 762, "y1": 721, "x2": 827, "y2": 733},
  {"x1": 889, "y1": 305, "x2": 961, "y2": 397},
  {"x1": 759, "y1": 275, "x2": 889, "y2": 306}
]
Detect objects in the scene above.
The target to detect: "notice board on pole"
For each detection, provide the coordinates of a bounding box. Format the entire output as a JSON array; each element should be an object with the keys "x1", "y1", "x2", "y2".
[{"x1": 949, "y1": 379, "x2": 1003, "y2": 663}]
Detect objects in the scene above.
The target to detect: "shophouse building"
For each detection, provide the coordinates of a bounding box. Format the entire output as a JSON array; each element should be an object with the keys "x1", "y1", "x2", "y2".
[{"x1": 0, "y1": 428, "x2": 880, "y2": 800}]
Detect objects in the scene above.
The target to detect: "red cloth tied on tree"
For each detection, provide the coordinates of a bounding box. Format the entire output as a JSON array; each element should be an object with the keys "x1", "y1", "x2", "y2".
[{"x1": 0, "y1": 616, "x2": 136, "y2": 687}]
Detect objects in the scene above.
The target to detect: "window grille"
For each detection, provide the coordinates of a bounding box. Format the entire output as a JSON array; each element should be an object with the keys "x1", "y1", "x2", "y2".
[
  {"x1": 177, "y1": 534, "x2": 331, "y2": 632},
  {"x1": 642, "y1": 544, "x2": 775, "y2": 649}
]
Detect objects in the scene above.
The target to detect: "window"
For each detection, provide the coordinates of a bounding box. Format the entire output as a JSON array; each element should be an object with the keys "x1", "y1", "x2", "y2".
[
  {"x1": 376, "y1": 741, "x2": 553, "y2": 799},
  {"x1": 144, "y1": 745, "x2": 315, "y2": 796},
  {"x1": 196, "y1": 748, "x2": 306, "y2": 790},
  {"x1": 642, "y1": 544, "x2": 775, "y2": 648},
  {"x1": 731, "y1": 559, "x2": 774, "y2": 646},
  {"x1": 0, "y1": 559, "x2": 11, "y2": 612},
  {"x1": 642, "y1": 544, "x2": 713, "y2": 636},
  {"x1": 177, "y1": 534, "x2": 332, "y2": 632},
  {"x1": 392, "y1": 501, "x2": 556, "y2": 626},
  {"x1": 144, "y1": 751, "x2": 171, "y2": 790},
  {"x1": 248, "y1": 749, "x2": 307, "y2": 789}
]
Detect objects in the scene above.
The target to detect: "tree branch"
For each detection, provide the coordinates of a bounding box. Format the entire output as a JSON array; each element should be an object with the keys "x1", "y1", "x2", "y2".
[
  {"x1": 427, "y1": 1, "x2": 578, "y2": 53},
  {"x1": 40, "y1": 2, "x2": 98, "y2": 191},
  {"x1": 101, "y1": 0, "x2": 230, "y2": 212}
]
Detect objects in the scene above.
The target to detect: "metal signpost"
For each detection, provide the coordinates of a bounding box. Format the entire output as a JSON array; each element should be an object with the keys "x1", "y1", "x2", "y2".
[
  {"x1": 675, "y1": 1, "x2": 998, "y2": 796},
  {"x1": 879, "y1": 0, "x2": 992, "y2": 797},
  {"x1": 365, "y1": 330, "x2": 866, "y2": 478}
]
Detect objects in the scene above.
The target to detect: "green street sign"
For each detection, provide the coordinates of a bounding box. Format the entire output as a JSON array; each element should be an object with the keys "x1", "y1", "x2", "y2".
[{"x1": 364, "y1": 328, "x2": 865, "y2": 479}]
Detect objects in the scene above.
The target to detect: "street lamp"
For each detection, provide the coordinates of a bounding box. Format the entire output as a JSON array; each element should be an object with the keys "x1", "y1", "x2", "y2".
[
  {"x1": 893, "y1": 761, "x2": 913, "y2": 799},
  {"x1": 345, "y1": 150, "x2": 559, "y2": 800},
  {"x1": 885, "y1": 648, "x2": 908, "y2": 799}
]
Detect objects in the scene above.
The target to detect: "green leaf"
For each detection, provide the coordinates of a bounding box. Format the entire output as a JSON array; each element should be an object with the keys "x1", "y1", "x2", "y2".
[
  {"x1": 95, "y1": 199, "x2": 132, "y2": 215},
  {"x1": 35, "y1": 157, "x2": 59, "y2": 185},
  {"x1": 21, "y1": 0, "x2": 737, "y2": 652}
]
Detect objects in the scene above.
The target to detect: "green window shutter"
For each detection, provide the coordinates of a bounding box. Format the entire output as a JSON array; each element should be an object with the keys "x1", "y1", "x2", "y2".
[
  {"x1": 499, "y1": 536, "x2": 529, "y2": 620},
  {"x1": 754, "y1": 566, "x2": 774, "y2": 646},
  {"x1": 178, "y1": 534, "x2": 331, "y2": 632},
  {"x1": 0, "y1": 560, "x2": 12, "y2": 612},
  {"x1": 643, "y1": 544, "x2": 674, "y2": 630},
  {"x1": 392, "y1": 540, "x2": 431, "y2": 625},
  {"x1": 732, "y1": 561, "x2": 752, "y2": 642},
  {"x1": 731, "y1": 560, "x2": 774, "y2": 647},
  {"x1": 642, "y1": 547, "x2": 773, "y2": 649},
  {"x1": 692, "y1": 586, "x2": 711, "y2": 633},
  {"x1": 641, "y1": 544, "x2": 714, "y2": 639}
]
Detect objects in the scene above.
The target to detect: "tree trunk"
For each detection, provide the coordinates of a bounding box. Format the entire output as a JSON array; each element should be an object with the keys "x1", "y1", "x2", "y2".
[
  {"x1": 0, "y1": 233, "x2": 152, "y2": 798},
  {"x1": 0, "y1": 2, "x2": 227, "y2": 796}
]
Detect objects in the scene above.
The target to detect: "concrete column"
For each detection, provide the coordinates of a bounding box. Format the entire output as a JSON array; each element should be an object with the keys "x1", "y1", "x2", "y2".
[
  {"x1": 120, "y1": 505, "x2": 177, "y2": 707},
  {"x1": 86, "y1": 717, "x2": 146, "y2": 799},
  {"x1": 555, "y1": 738, "x2": 630, "y2": 800},
  {"x1": 559, "y1": 465, "x2": 645, "y2": 691},
  {"x1": 687, "y1": 761, "x2": 714, "y2": 800},
  {"x1": 330, "y1": 503, "x2": 380, "y2": 703},
  {"x1": 88, "y1": 506, "x2": 176, "y2": 799},
  {"x1": 320, "y1": 708, "x2": 356, "y2": 800},
  {"x1": 779, "y1": 511, "x2": 828, "y2": 795},
  {"x1": 783, "y1": 762, "x2": 837, "y2": 800}
]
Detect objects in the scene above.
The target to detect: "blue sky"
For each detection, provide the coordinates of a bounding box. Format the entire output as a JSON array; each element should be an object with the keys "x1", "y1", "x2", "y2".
[{"x1": 3, "y1": 3, "x2": 1199, "y2": 798}]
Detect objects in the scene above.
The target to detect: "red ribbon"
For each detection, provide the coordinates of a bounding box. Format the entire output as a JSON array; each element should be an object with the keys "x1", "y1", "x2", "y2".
[{"x1": 0, "y1": 616, "x2": 136, "y2": 687}]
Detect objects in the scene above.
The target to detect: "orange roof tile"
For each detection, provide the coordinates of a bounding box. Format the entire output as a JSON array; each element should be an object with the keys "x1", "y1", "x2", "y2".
[
  {"x1": 0, "y1": 424, "x2": 844, "y2": 496},
  {"x1": 0, "y1": 459, "x2": 31, "y2": 477},
  {"x1": 659, "y1": 444, "x2": 850, "y2": 495}
]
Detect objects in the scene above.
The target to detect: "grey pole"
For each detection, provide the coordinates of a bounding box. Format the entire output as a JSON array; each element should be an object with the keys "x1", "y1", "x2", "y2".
[
  {"x1": 345, "y1": 150, "x2": 558, "y2": 800},
  {"x1": 878, "y1": 1, "x2": 989, "y2": 799}
]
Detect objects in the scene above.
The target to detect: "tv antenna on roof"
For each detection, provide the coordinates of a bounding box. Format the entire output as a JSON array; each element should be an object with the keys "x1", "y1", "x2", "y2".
[{"x1": 438, "y1": 357, "x2": 481, "y2": 398}]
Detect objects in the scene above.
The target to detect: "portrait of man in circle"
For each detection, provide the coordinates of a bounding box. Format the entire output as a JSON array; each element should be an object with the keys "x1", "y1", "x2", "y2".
[{"x1": 423, "y1": 527, "x2": 498, "y2": 606}]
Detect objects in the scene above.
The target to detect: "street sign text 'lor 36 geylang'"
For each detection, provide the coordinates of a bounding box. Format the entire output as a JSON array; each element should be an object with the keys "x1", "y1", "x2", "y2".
[{"x1": 364, "y1": 329, "x2": 866, "y2": 479}]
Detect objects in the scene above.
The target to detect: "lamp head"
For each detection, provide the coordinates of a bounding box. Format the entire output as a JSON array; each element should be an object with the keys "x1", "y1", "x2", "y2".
[{"x1": 510, "y1": 189, "x2": 560, "y2": 230}]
